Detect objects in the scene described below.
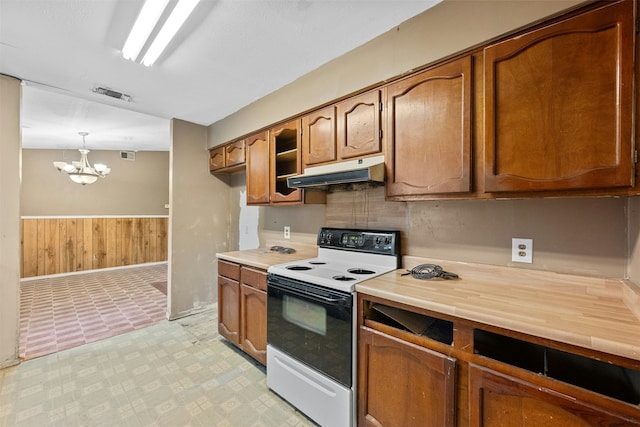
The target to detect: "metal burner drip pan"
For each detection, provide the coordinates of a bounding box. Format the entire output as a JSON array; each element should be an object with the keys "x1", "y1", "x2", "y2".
[
  {"x1": 332, "y1": 275, "x2": 356, "y2": 281},
  {"x1": 286, "y1": 266, "x2": 312, "y2": 271},
  {"x1": 347, "y1": 268, "x2": 375, "y2": 275}
]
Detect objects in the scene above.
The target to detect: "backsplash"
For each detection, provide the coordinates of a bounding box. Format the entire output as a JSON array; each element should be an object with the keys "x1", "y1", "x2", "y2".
[
  {"x1": 233, "y1": 175, "x2": 630, "y2": 279},
  {"x1": 324, "y1": 187, "x2": 628, "y2": 278}
]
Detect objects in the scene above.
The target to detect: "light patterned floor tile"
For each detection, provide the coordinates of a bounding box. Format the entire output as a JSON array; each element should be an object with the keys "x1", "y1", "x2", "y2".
[{"x1": 2, "y1": 309, "x2": 318, "y2": 426}]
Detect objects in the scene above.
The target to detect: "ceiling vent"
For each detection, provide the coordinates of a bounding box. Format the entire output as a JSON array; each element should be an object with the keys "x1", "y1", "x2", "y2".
[
  {"x1": 120, "y1": 151, "x2": 136, "y2": 160},
  {"x1": 92, "y1": 86, "x2": 132, "y2": 102}
]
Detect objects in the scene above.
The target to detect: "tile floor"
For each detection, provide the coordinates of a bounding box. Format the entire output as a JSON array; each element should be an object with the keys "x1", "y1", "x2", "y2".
[
  {"x1": 0, "y1": 309, "x2": 316, "y2": 426},
  {"x1": 20, "y1": 264, "x2": 168, "y2": 360}
]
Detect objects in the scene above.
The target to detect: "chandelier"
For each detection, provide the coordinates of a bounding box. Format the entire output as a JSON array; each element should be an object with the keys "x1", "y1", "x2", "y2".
[{"x1": 53, "y1": 132, "x2": 111, "y2": 185}]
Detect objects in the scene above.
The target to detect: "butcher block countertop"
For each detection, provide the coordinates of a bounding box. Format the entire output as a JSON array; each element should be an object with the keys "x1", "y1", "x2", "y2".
[
  {"x1": 216, "y1": 243, "x2": 318, "y2": 270},
  {"x1": 356, "y1": 256, "x2": 640, "y2": 363}
]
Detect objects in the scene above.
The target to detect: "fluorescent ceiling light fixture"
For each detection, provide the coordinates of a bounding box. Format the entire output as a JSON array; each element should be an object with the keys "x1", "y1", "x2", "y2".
[
  {"x1": 141, "y1": 0, "x2": 201, "y2": 67},
  {"x1": 122, "y1": 0, "x2": 170, "y2": 62}
]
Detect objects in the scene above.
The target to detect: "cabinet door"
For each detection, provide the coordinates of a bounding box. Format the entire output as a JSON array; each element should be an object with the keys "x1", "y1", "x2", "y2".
[
  {"x1": 209, "y1": 146, "x2": 225, "y2": 172},
  {"x1": 270, "y1": 120, "x2": 302, "y2": 204},
  {"x1": 302, "y1": 106, "x2": 337, "y2": 167},
  {"x1": 337, "y1": 90, "x2": 383, "y2": 160},
  {"x1": 484, "y1": 0, "x2": 634, "y2": 193},
  {"x1": 469, "y1": 364, "x2": 640, "y2": 426},
  {"x1": 240, "y1": 284, "x2": 267, "y2": 365},
  {"x1": 218, "y1": 276, "x2": 240, "y2": 345},
  {"x1": 246, "y1": 131, "x2": 270, "y2": 205},
  {"x1": 225, "y1": 139, "x2": 246, "y2": 168},
  {"x1": 386, "y1": 56, "x2": 472, "y2": 197},
  {"x1": 358, "y1": 326, "x2": 456, "y2": 427}
]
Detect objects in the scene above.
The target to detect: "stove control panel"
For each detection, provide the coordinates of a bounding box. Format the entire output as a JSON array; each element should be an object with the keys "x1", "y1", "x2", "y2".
[{"x1": 317, "y1": 227, "x2": 401, "y2": 256}]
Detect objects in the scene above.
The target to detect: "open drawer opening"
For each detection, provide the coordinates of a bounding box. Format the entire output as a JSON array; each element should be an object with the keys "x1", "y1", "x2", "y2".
[
  {"x1": 474, "y1": 329, "x2": 640, "y2": 405},
  {"x1": 367, "y1": 303, "x2": 453, "y2": 345}
]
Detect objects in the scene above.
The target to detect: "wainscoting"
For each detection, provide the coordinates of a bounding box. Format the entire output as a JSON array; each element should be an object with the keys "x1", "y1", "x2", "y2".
[{"x1": 21, "y1": 216, "x2": 168, "y2": 278}]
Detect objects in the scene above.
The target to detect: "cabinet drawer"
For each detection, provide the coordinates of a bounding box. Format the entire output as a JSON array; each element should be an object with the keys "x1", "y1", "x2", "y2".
[
  {"x1": 241, "y1": 266, "x2": 267, "y2": 291},
  {"x1": 218, "y1": 260, "x2": 240, "y2": 281}
]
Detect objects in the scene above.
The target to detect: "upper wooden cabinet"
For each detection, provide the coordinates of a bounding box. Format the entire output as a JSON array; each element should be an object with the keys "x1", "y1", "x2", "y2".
[
  {"x1": 269, "y1": 120, "x2": 303, "y2": 204},
  {"x1": 301, "y1": 106, "x2": 337, "y2": 168},
  {"x1": 246, "y1": 132, "x2": 270, "y2": 205},
  {"x1": 245, "y1": 125, "x2": 324, "y2": 206},
  {"x1": 483, "y1": 0, "x2": 635, "y2": 193},
  {"x1": 337, "y1": 89, "x2": 384, "y2": 160},
  {"x1": 209, "y1": 139, "x2": 246, "y2": 173},
  {"x1": 226, "y1": 140, "x2": 245, "y2": 168},
  {"x1": 213, "y1": 0, "x2": 639, "y2": 201},
  {"x1": 385, "y1": 56, "x2": 472, "y2": 199},
  {"x1": 209, "y1": 146, "x2": 225, "y2": 171}
]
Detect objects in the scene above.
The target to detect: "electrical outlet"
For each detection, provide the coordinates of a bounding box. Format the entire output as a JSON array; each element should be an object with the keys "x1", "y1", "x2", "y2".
[
  {"x1": 512, "y1": 238, "x2": 533, "y2": 263},
  {"x1": 284, "y1": 226, "x2": 291, "y2": 239}
]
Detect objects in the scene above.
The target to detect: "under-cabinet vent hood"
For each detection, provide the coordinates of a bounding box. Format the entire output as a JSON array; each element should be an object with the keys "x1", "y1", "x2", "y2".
[{"x1": 287, "y1": 155, "x2": 385, "y2": 189}]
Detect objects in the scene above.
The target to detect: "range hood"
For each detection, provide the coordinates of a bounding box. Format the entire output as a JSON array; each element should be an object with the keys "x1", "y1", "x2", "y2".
[{"x1": 287, "y1": 155, "x2": 385, "y2": 189}]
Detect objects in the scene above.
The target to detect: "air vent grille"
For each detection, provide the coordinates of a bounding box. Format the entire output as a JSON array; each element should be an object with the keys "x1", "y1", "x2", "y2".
[
  {"x1": 92, "y1": 86, "x2": 132, "y2": 102},
  {"x1": 120, "y1": 151, "x2": 136, "y2": 160}
]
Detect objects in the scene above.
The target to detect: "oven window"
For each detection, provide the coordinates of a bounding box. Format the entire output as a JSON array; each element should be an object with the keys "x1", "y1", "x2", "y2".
[{"x1": 283, "y1": 295, "x2": 327, "y2": 336}]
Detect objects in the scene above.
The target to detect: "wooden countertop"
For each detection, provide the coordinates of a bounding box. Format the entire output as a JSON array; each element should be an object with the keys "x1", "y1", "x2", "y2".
[
  {"x1": 216, "y1": 244, "x2": 318, "y2": 270},
  {"x1": 356, "y1": 256, "x2": 640, "y2": 362}
]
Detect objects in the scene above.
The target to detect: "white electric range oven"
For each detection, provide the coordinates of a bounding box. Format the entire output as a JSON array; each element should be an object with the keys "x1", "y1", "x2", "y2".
[{"x1": 266, "y1": 227, "x2": 401, "y2": 427}]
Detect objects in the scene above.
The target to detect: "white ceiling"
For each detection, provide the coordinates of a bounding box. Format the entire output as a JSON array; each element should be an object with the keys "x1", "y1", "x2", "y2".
[{"x1": 1, "y1": 0, "x2": 441, "y2": 151}]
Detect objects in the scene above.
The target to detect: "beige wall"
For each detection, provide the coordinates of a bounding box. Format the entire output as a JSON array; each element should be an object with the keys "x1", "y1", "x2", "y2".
[
  {"x1": 0, "y1": 75, "x2": 21, "y2": 368},
  {"x1": 208, "y1": 0, "x2": 585, "y2": 146},
  {"x1": 325, "y1": 188, "x2": 628, "y2": 278},
  {"x1": 628, "y1": 197, "x2": 640, "y2": 283},
  {"x1": 22, "y1": 149, "x2": 169, "y2": 216},
  {"x1": 169, "y1": 119, "x2": 230, "y2": 319},
  {"x1": 207, "y1": 0, "x2": 636, "y2": 280}
]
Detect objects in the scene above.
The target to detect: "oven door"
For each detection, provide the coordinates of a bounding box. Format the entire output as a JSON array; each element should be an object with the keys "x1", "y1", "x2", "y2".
[{"x1": 267, "y1": 273, "x2": 353, "y2": 387}]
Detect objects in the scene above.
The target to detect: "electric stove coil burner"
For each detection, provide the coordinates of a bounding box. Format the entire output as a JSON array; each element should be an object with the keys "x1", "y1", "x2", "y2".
[
  {"x1": 332, "y1": 275, "x2": 356, "y2": 281},
  {"x1": 347, "y1": 268, "x2": 375, "y2": 275},
  {"x1": 286, "y1": 265, "x2": 313, "y2": 271}
]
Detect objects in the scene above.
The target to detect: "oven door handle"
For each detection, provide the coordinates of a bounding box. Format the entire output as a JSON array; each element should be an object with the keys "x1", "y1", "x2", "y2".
[{"x1": 268, "y1": 282, "x2": 351, "y2": 307}]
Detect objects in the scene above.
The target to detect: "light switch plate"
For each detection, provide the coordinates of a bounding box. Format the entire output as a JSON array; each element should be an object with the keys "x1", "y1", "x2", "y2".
[{"x1": 512, "y1": 238, "x2": 533, "y2": 263}]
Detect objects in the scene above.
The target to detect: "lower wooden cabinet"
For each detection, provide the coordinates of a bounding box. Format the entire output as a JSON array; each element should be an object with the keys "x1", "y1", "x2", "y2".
[
  {"x1": 358, "y1": 294, "x2": 640, "y2": 427},
  {"x1": 469, "y1": 364, "x2": 640, "y2": 426},
  {"x1": 358, "y1": 326, "x2": 456, "y2": 427},
  {"x1": 218, "y1": 261, "x2": 240, "y2": 345},
  {"x1": 240, "y1": 267, "x2": 267, "y2": 365},
  {"x1": 217, "y1": 260, "x2": 267, "y2": 365}
]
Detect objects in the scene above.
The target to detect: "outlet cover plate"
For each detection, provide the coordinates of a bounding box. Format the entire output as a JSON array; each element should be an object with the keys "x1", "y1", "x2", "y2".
[
  {"x1": 284, "y1": 226, "x2": 291, "y2": 239},
  {"x1": 512, "y1": 238, "x2": 533, "y2": 263}
]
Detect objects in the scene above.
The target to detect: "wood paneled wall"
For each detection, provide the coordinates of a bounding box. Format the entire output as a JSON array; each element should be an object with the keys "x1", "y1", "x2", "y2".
[{"x1": 21, "y1": 217, "x2": 168, "y2": 278}]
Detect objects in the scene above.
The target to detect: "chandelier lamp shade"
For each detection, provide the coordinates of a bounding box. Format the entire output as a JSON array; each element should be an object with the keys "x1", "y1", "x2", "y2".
[{"x1": 53, "y1": 132, "x2": 111, "y2": 185}]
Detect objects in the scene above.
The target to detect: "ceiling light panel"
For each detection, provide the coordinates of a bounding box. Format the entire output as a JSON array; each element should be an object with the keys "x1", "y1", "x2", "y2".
[
  {"x1": 141, "y1": 0, "x2": 201, "y2": 67},
  {"x1": 122, "y1": 0, "x2": 170, "y2": 62}
]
